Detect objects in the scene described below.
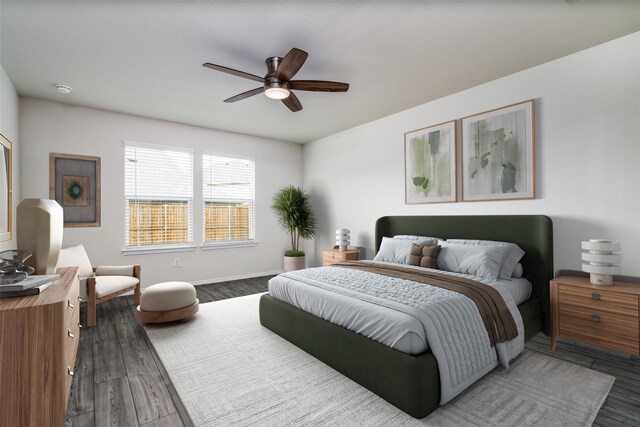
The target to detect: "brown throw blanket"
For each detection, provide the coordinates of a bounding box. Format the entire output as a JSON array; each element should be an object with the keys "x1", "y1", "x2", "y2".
[{"x1": 331, "y1": 261, "x2": 518, "y2": 347}]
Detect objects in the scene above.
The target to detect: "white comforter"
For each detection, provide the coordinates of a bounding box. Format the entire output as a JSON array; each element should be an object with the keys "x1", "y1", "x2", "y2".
[{"x1": 268, "y1": 261, "x2": 525, "y2": 404}]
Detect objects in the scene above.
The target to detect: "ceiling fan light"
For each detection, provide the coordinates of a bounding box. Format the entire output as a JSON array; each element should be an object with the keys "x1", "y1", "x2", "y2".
[{"x1": 265, "y1": 87, "x2": 290, "y2": 100}]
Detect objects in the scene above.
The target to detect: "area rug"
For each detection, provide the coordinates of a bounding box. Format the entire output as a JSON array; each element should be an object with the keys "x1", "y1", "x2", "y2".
[{"x1": 144, "y1": 293, "x2": 614, "y2": 426}]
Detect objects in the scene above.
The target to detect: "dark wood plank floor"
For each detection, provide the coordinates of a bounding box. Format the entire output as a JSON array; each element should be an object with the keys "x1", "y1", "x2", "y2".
[
  {"x1": 65, "y1": 276, "x2": 640, "y2": 426},
  {"x1": 65, "y1": 276, "x2": 273, "y2": 427}
]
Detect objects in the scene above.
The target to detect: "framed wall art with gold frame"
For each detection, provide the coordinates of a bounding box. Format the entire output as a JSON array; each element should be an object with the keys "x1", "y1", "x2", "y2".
[
  {"x1": 0, "y1": 132, "x2": 12, "y2": 242},
  {"x1": 461, "y1": 100, "x2": 535, "y2": 202},
  {"x1": 404, "y1": 120, "x2": 457, "y2": 204}
]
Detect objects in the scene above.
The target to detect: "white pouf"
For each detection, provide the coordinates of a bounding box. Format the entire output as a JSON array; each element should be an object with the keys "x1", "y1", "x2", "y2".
[{"x1": 137, "y1": 281, "x2": 199, "y2": 324}]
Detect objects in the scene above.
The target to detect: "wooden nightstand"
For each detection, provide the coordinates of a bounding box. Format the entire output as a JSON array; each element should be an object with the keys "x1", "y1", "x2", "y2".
[
  {"x1": 323, "y1": 249, "x2": 359, "y2": 266},
  {"x1": 550, "y1": 276, "x2": 640, "y2": 355}
]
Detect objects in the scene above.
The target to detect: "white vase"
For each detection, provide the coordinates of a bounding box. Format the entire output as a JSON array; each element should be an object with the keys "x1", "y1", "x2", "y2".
[{"x1": 283, "y1": 255, "x2": 305, "y2": 272}]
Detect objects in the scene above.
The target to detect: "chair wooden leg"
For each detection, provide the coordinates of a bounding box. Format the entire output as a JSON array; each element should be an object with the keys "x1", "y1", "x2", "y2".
[
  {"x1": 134, "y1": 283, "x2": 141, "y2": 305},
  {"x1": 87, "y1": 277, "x2": 97, "y2": 327}
]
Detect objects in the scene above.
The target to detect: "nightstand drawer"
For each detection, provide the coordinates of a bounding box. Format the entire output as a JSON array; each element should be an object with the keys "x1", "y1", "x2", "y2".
[
  {"x1": 558, "y1": 285, "x2": 638, "y2": 316},
  {"x1": 559, "y1": 304, "x2": 639, "y2": 354},
  {"x1": 322, "y1": 249, "x2": 358, "y2": 266}
]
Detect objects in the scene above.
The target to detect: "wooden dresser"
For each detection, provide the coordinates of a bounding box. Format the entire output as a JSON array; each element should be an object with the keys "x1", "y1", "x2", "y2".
[
  {"x1": 0, "y1": 267, "x2": 81, "y2": 427},
  {"x1": 322, "y1": 248, "x2": 359, "y2": 266},
  {"x1": 551, "y1": 275, "x2": 640, "y2": 355}
]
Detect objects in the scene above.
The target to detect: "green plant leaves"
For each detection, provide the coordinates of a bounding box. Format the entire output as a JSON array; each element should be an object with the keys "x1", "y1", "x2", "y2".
[{"x1": 271, "y1": 186, "x2": 317, "y2": 253}]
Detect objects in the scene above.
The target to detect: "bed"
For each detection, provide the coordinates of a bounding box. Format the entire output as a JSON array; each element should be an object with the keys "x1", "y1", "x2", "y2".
[{"x1": 259, "y1": 215, "x2": 553, "y2": 418}]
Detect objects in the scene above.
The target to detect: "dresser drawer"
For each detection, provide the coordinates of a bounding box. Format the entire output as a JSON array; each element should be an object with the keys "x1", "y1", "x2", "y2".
[
  {"x1": 559, "y1": 304, "x2": 639, "y2": 354},
  {"x1": 559, "y1": 285, "x2": 638, "y2": 316}
]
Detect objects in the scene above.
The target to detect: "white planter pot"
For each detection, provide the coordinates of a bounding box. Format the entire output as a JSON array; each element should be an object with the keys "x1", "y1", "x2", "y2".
[{"x1": 283, "y1": 255, "x2": 305, "y2": 272}]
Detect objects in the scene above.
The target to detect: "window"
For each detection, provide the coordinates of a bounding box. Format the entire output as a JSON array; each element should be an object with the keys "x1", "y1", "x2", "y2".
[
  {"x1": 124, "y1": 142, "x2": 194, "y2": 250},
  {"x1": 203, "y1": 153, "x2": 255, "y2": 246}
]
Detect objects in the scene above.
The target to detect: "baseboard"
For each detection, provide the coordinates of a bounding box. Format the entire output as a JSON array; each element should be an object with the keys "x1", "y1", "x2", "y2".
[
  {"x1": 113, "y1": 270, "x2": 282, "y2": 298},
  {"x1": 190, "y1": 270, "x2": 283, "y2": 286}
]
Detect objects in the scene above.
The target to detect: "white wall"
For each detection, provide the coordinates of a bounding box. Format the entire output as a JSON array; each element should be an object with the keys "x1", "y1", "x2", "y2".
[
  {"x1": 20, "y1": 98, "x2": 302, "y2": 286},
  {"x1": 303, "y1": 31, "x2": 640, "y2": 276}
]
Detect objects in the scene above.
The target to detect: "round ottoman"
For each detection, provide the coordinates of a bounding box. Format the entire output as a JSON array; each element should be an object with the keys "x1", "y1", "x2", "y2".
[{"x1": 136, "y1": 281, "x2": 199, "y2": 324}]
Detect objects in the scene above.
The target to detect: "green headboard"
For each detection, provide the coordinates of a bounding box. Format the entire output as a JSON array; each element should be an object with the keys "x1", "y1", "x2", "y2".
[{"x1": 375, "y1": 215, "x2": 553, "y2": 335}]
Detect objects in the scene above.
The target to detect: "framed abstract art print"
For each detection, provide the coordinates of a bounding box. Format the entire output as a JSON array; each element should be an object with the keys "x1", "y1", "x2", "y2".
[
  {"x1": 461, "y1": 100, "x2": 535, "y2": 202},
  {"x1": 404, "y1": 120, "x2": 457, "y2": 204}
]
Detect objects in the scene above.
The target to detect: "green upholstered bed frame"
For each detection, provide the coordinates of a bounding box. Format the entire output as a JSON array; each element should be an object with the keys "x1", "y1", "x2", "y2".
[{"x1": 259, "y1": 215, "x2": 553, "y2": 418}]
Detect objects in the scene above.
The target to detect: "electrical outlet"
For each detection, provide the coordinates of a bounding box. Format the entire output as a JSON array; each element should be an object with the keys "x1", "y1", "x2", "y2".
[{"x1": 173, "y1": 257, "x2": 180, "y2": 267}]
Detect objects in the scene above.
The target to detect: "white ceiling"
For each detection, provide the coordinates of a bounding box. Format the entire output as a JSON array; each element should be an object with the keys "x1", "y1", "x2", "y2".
[{"x1": 2, "y1": 2, "x2": 639, "y2": 143}]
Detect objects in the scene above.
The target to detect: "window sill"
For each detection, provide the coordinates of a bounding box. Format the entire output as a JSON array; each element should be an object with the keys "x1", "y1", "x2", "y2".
[
  {"x1": 201, "y1": 241, "x2": 257, "y2": 250},
  {"x1": 122, "y1": 245, "x2": 197, "y2": 255}
]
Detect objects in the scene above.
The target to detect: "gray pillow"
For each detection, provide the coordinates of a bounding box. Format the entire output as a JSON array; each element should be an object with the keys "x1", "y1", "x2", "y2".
[
  {"x1": 437, "y1": 241, "x2": 511, "y2": 280},
  {"x1": 445, "y1": 239, "x2": 524, "y2": 279},
  {"x1": 393, "y1": 235, "x2": 440, "y2": 246},
  {"x1": 373, "y1": 237, "x2": 437, "y2": 264}
]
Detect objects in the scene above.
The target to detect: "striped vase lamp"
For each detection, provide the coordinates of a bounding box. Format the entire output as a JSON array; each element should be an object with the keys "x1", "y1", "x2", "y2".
[
  {"x1": 581, "y1": 239, "x2": 621, "y2": 285},
  {"x1": 336, "y1": 229, "x2": 350, "y2": 252}
]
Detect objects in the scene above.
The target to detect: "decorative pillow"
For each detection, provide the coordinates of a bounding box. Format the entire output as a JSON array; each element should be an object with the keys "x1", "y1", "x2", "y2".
[
  {"x1": 445, "y1": 239, "x2": 524, "y2": 279},
  {"x1": 393, "y1": 235, "x2": 440, "y2": 246},
  {"x1": 437, "y1": 241, "x2": 511, "y2": 280},
  {"x1": 373, "y1": 237, "x2": 436, "y2": 264},
  {"x1": 407, "y1": 243, "x2": 441, "y2": 269},
  {"x1": 56, "y1": 244, "x2": 94, "y2": 278}
]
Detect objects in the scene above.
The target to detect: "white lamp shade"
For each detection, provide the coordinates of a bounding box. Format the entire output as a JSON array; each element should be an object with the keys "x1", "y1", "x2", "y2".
[
  {"x1": 581, "y1": 239, "x2": 621, "y2": 285},
  {"x1": 336, "y1": 229, "x2": 350, "y2": 250}
]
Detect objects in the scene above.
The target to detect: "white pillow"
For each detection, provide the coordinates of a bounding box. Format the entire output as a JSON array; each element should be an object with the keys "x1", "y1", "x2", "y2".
[
  {"x1": 374, "y1": 237, "x2": 436, "y2": 264},
  {"x1": 512, "y1": 263, "x2": 524, "y2": 278},
  {"x1": 56, "y1": 244, "x2": 94, "y2": 278},
  {"x1": 445, "y1": 239, "x2": 524, "y2": 279},
  {"x1": 393, "y1": 235, "x2": 440, "y2": 246},
  {"x1": 437, "y1": 241, "x2": 510, "y2": 280}
]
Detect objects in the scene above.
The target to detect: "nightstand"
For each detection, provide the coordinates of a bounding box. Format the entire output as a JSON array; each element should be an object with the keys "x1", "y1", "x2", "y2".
[
  {"x1": 323, "y1": 249, "x2": 359, "y2": 266},
  {"x1": 550, "y1": 275, "x2": 640, "y2": 355}
]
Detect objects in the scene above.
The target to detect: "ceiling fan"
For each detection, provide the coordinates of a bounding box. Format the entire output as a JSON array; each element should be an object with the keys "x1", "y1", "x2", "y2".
[{"x1": 203, "y1": 48, "x2": 349, "y2": 112}]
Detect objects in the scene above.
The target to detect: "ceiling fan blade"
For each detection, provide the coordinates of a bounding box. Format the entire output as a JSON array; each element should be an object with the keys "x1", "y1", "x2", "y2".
[
  {"x1": 274, "y1": 48, "x2": 308, "y2": 81},
  {"x1": 224, "y1": 87, "x2": 264, "y2": 103},
  {"x1": 289, "y1": 80, "x2": 349, "y2": 92},
  {"x1": 282, "y1": 91, "x2": 303, "y2": 112},
  {"x1": 203, "y1": 63, "x2": 264, "y2": 83}
]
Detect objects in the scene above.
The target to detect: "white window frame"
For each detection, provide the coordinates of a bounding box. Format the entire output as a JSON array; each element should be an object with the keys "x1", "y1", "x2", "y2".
[
  {"x1": 122, "y1": 140, "x2": 195, "y2": 255},
  {"x1": 201, "y1": 151, "x2": 256, "y2": 249}
]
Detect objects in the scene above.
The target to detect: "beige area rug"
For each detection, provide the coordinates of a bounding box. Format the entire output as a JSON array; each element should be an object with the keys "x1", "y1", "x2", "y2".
[{"x1": 145, "y1": 293, "x2": 614, "y2": 427}]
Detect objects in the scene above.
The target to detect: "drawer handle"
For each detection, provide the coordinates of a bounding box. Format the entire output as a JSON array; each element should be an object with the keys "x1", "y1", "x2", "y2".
[
  {"x1": 591, "y1": 314, "x2": 601, "y2": 323},
  {"x1": 67, "y1": 367, "x2": 74, "y2": 377},
  {"x1": 78, "y1": 322, "x2": 83, "y2": 329},
  {"x1": 592, "y1": 293, "x2": 600, "y2": 301},
  {"x1": 67, "y1": 299, "x2": 75, "y2": 309},
  {"x1": 78, "y1": 297, "x2": 84, "y2": 303},
  {"x1": 67, "y1": 329, "x2": 74, "y2": 339}
]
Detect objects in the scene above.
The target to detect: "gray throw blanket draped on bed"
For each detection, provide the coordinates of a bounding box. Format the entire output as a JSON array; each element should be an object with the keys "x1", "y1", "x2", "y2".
[
  {"x1": 331, "y1": 261, "x2": 519, "y2": 347},
  {"x1": 268, "y1": 261, "x2": 525, "y2": 403}
]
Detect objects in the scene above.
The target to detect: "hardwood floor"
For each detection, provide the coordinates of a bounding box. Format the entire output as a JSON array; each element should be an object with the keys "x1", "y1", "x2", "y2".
[
  {"x1": 65, "y1": 276, "x2": 273, "y2": 427},
  {"x1": 65, "y1": 276, "x2": 640, "y2": 426}
]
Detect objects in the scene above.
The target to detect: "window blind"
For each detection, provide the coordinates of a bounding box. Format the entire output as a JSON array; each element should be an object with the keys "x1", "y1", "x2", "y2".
[
  {"x1": 124, "y1": 142, "x2": 194, "y2": 248},
  {"x1": 203, "y1": 153, "x2": 255, "y2": 244}
]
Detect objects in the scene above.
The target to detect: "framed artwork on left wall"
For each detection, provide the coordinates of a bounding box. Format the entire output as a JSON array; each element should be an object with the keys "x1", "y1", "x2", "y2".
[
  {"x1": 0, "y1": 132, "x2": 12, "y2": 242},
  {"x1": 404, "y1": 120, "x2": 457, "y2": 204},
  {"x1": 49, "y1": 153, "x2": 101, "y2": 227}
]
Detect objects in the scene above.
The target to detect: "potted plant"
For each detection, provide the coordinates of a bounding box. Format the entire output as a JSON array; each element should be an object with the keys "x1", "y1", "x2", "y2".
[{"x1": 271, "y1": 186, "x2": 317, "y2": 272}]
